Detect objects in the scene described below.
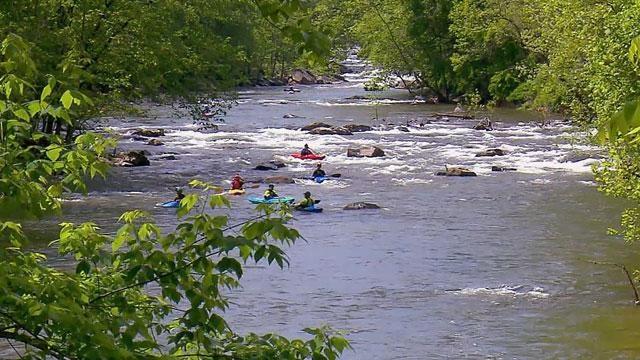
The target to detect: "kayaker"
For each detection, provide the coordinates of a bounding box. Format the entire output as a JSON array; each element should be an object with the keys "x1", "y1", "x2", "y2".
[
  {"x1": 300, "y1": 144, "x2": 314, "y2": 156},
  {"x1": 231, "y1": 174, "x2": 245, "y2": 190},
  {"x1": 295, "y1": 191, "x2": 315, "y2": 209},
  {"x1": 174, "y1": 187, "x2": 185, "y2": 201},
  {"x1": 312, "y1": 163, "x2": 326, "y2": 178},
  {"x1": 263, "y1": 184, "x2": 278, "y2": 199}
]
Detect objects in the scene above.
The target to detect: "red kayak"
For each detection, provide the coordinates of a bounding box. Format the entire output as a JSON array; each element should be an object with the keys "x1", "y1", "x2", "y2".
[{"x1": 291, "y1": 153, "x2": 326, "y2": 160}]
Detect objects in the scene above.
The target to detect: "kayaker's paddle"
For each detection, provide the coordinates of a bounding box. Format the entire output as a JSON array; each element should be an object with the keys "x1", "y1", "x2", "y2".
[
  {"x1": 314, "y1": 200, "x2": 321, "y2": 204},
  {"x1": 246, "y1": 184, "x2": 260, "y2": 188},
  {"x1": 330, "y1": 173, "x2": 341, "y2": 178}
]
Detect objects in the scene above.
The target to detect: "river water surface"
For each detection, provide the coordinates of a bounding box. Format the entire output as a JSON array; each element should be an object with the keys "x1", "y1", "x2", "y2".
[{"x1": 17, "y1": 64, "x2": 640, "y2": 359}]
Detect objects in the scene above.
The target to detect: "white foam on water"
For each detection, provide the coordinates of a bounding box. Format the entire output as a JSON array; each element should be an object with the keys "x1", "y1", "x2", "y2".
[
  {"x1": 451, "y1": 285, "x2": 550, "y2": 299},
  {"x1": 391, "y1": 178, "x2": 433, "y2": 186}
]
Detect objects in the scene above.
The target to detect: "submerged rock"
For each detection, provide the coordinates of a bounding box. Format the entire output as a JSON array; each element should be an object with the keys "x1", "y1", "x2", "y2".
[
  {"x1": 283, "y1": 113, "x2": 304, "y2": 119},
  {"x1": 132, "y1": 128, "x2": 165, "y2": 137},
  {"x1": 254, "y1": 163, "x2": 279, "y2": 171},
  {"x1": 263, "y1": 176, "x2": 295, "y2": 184},
  {"x1": 111, "y1": 151, "x2": 150, "y2": 167},
  {"x1": 347, "y1": 146, "x2": 385, "y2": 158},
  {"x1": 476, "y1": 148, "x2": 506, "y2": 157},
  {"x1": 396, "y1": 126, "x2": 410, "y2": 133},
  {"x1": 491, "y1": 166, "x2": 517, "y2": 172},
  {"x1": 343, "y1": 202, "x2": 381, "y2": 210},
  {"x1": 435, "y1": 167, "x2": 477, "y2": 177},
  {"x1": 560, "y1": 151, "x2": 602, "y2": 163},
  {"x1": 146, "y1": 139, "x2": 164, "y2": 146}
]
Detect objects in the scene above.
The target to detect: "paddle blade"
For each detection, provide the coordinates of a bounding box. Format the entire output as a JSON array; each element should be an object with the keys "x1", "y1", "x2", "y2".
[{"x1": 330, "y1": 173, "x2": 341, "y2": 178}]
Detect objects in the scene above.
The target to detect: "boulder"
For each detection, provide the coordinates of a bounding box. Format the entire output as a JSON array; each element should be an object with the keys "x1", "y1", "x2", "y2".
[
  {"x1": 343, "y1": 124, "x2": 373, "y2": 133},
  {"x1": 269, "y1": 160, "x2": 287, "y2": 168},
  {"x1": 343, "y1": 202, "x2": 381, "y2": 210},
  {"x1": 301, "y1": 122, "x2": 333, "y2": 131},
  {"x1": 283, "y1": 113, "x2": 304, "y2": 119},
  {"x1": 290, "y1": 69, "x2": 317, "y2": 84},
  {"x1": 132, "y1": 128, "x2": 165, "y2": 137},
  {"x1": 111, "y1": 151, "x2": 150, "y2": 167},
  {"x1": 473, "y1": 118, "x2": 494, "y2": 131},
  {"x1": 146, "y1": 139, "x2": 164, "y2": 146},
  {"x1": 308, "y1": 127, "x2": 353, "y2": 136},
  {"x1": 560, "y1": 151, "x2": 602, "y2": 163},
  {"x1": 435, "y1": 166, "x2": 477, "y2": 177},
  {"x1": 396, "y1": 126, "x2": 410, "y2": 133},
  {"x1": 491, "y1": 166, "x2": 517, "y2": 172},
  {"x1": 347, "y1": 146, "x2": 385, "y2": 158},
  {"x1": 475, "y1": 148, "x2": 506, "y2": 157},
  {"x1": 160, "y1": 155, "x2": 177, "y2": 161},
  {"x1": 264, "y1": 176, "x2": 295, "y2": 184},
  {"x1": 316, "y1": 75, "x2": 333, "y2": 84}
]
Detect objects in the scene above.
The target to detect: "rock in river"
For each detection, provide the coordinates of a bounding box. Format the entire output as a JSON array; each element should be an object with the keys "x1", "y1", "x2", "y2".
[
  {"x1": 343, "y1": 124, "x2": 373, "y2": 132},
  {"x1": 435, "y1": 166, "x2": 477, "y2": 177},
  {"x1": 132, "y1": 128, "x2": 165, "y2": 137},
  {"x1": 263, "y1": 176, "x2": 295, "y2": 184},
  {"x1": 476, "y1": 148, "x2": 506, "y2": 157},
  {"x1": 254, "y1": 163, "x2": 279, "y2": 171},
  {"x1": 289, "y1": 69, "x2": 317, "y2": 84},
  {"x1": 473, "y1": 118, "x2": 493, "y2": 131},
  {"x1": 347, "y1": 146, "x2": 385, "y2": 158},
  {"x1": 283, "y1": 113, "x2": 304, "y2": 119},
  {"x1": 301, "y1": 122, "x2": 333, "y2": 131},
  {"x1": 492, "y1": 166, "x2": 517, "y2": 172},
  {"x1": 343, "y1": 202, "x2": 381, "y2": 210},
  {"x1": 146, "y1": 139, "x2": 164, "y2": 146},
  {"x1": 308, "y1": 127, "x2": 353, "y2": 136},
  {"x1": 111, "y1": 151, "x2": 150, "y2": 167}
]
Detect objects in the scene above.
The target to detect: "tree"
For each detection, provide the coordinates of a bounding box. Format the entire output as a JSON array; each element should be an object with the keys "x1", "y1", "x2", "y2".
[{"x1": 0, "y1": 32, "x2": 349, "y2": 359}]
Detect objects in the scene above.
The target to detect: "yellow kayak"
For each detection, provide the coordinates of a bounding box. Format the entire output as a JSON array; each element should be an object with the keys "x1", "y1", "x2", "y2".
[{"x1": 228, "y1": 189, "x2": 246, "y2": 195}]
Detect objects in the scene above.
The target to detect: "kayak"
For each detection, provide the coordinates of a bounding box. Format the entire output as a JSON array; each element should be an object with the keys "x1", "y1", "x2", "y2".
[
  {"x1": 156, "y1": 200, "x2": 180, "y2": 208},
  {"x1": 296, "y1": 206, "x2": 323, "y2": 213},
  {"x1": 311, "y1": 176, "x2": 327, "y2": 183},
  {"x1": 228, "y1": 189, "x2": 246, "y2": 195},
  {"x1": 291, "y1": 153, "x2": 326, "y2": 160},
  {"x1": 247, "y1": 196, "x2": 295, "y2": 204}
]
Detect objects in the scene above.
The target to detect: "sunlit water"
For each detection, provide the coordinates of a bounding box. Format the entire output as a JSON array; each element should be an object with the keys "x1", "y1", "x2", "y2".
[{"x1": 11, "y1": 63, "x2": 640, "y2": 359}]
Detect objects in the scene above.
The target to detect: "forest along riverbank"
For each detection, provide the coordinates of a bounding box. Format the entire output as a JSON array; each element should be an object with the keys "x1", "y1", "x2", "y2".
[{"x1": 24, "y1": 73, "x2": 640, "y2": 358}]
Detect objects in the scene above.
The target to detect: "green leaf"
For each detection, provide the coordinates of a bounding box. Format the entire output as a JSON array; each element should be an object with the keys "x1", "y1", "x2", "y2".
[
  {"x1": 61, "y1": 90, "x2": 73, "y2": 109},
  {"x1": 46, "y1": 146, "x2": 62, "y2": 161},
  {"x1": 41, "y1": 83, "x2": 52, "y2": 102}
]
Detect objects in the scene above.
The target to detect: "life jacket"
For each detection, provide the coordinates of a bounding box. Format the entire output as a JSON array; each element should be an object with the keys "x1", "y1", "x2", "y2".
[
  {"x1": 264, "y1": 189, "x2": 277, "y2": 199},
  {"x1": 312, "y1": 169, "x2": 326, "y2": 178},
  {"x1": 300, "y1": 148, "x2": 312, "y2": 155},
  {"x1": 231, "y1": 178, "x2": 243, "y2": 189},
  {"x1": 299, "y1": 197, "x2": 314, "y2": 208}
]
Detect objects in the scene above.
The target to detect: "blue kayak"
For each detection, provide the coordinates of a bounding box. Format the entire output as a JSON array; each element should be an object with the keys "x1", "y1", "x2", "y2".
[
  {"x1": 247, "y1": 196, "x2": 295, "y2": 204},
  {"x1": 157, "y1": 200, "x2": 180, "y2": 208},
  {"x1": 296, "y1": 206, "x2": 323, "y2": 213},
  {"x1": 304, "y1": 176, "x2": 327, "y2": 183}
]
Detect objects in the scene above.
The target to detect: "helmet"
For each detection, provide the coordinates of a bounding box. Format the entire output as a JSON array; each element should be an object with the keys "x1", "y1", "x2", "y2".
[
  {"x1": 268, "y1": 184, "x2": 274, "y2": 189},
  {"x1": 175, "y1": 187, "x2": 184, "y2": 193},
  {"x1": 316, "y1": 163, "x2": 322, "y2": 167},
  {"x1": 304, "y1": 191, "x2": 311, "y2": 197}
]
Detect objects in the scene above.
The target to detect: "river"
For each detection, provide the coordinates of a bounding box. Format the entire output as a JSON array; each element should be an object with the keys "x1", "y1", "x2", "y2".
[{"x1": 15, "y1": 59, "x2": 640, "y2": 359}]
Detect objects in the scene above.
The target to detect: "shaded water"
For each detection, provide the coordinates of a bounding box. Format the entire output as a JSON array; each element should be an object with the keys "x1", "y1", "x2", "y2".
[{"x1": 15, "y1": 75, "x2": 640, "y2": 358}]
